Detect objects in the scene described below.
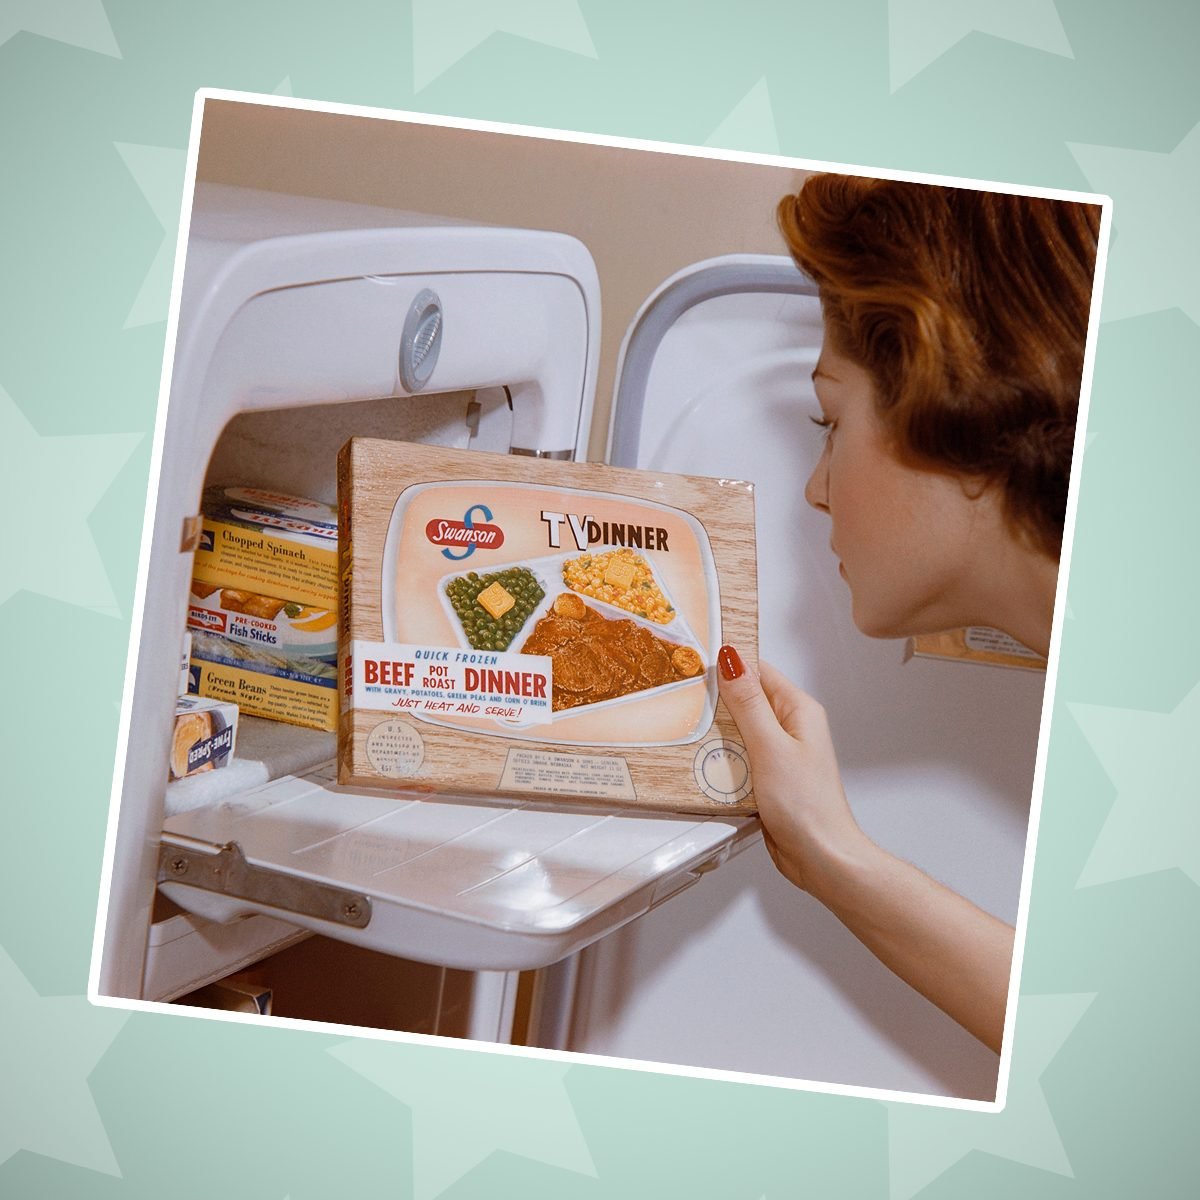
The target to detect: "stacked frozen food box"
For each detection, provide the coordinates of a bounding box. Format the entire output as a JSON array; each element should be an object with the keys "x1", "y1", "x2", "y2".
[{"x1": 184, "y1": 487, "x2": 340, "y2": 732}]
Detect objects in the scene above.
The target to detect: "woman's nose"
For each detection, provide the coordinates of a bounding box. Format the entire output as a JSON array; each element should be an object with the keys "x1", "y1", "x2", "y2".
[{"x1": 805, "y1": 449, "x2": 830, "y2": 512}]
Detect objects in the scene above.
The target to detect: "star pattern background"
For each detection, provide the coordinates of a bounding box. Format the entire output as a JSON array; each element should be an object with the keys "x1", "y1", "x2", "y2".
[
  {"x1": 887, "y1": 0, "x2": 1073, "y2": 94},
  {"x1": 0, "y1": 384, "x2": 140, "y2": 614},
  {"x1": 886, "y1": 994, "x2": 1095, "y2": 1200},
  {"x1": 328, "y1": 1039, "x2": 597, "y2": 1199},
  {"x1": 1, "y1": 1, "x2": 1196, "y2": 1197}
]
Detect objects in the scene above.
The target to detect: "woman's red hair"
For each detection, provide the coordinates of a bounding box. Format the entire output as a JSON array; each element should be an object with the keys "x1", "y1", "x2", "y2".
[{"x1": 778, "y1": 175, "x2": 1101, "y2": 557}]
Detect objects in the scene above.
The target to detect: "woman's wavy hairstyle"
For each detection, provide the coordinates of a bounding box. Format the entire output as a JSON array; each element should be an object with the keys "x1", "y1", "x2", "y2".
[{"x1": 778, "y1": 175, "x2": 1101, "y2": 558}]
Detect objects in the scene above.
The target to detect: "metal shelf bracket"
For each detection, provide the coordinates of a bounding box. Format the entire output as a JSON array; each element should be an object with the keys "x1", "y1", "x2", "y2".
[{"x1": 157, "y1": 836, "x2": 372, "y2": 929}]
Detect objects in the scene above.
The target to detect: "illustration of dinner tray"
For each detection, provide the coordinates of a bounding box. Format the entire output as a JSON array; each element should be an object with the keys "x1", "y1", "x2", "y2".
[{"x1": 380, "y1": 482, "x2": 722, "y2": 743}]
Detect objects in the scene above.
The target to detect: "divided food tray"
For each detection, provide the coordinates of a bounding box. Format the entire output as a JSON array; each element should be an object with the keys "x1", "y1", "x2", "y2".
[
  {"x1": 380, "y1": 480, "x2": 724, "y2": 745},
  {"x1": 430, "y1": 546, "x2": 713, "y2": 730}
]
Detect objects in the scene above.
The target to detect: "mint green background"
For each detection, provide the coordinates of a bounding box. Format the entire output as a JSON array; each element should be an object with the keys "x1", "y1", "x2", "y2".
[{"x1": 2, "y1": 1, "x2": 1197, "y2": 1195}]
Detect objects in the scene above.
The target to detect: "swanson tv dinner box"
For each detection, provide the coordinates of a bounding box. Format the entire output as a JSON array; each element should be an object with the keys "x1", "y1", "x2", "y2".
[{"x1": 337, "y1": 439, "x2": 758, "y2": 815}]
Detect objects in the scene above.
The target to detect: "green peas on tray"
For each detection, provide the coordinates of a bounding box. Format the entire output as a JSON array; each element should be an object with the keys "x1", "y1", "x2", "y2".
[{"x1": 445, "y1": 566, "x2": 546, "y2": 652}]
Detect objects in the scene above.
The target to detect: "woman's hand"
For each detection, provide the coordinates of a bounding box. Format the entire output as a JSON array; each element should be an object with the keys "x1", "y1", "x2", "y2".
[{"x1": 716, "y1": 646, "x2": 869, "y2": 900}]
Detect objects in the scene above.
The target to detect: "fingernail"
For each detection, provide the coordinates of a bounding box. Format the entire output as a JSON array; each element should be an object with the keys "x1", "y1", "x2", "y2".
[{"x1": 718, "y1": 644, "x2": 744, "y2": 681}]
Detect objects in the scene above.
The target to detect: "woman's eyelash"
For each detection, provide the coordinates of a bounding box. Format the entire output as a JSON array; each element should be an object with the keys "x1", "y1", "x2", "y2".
[{"x1": 810, "y1": 415, "x2": 835, "y2": 438}]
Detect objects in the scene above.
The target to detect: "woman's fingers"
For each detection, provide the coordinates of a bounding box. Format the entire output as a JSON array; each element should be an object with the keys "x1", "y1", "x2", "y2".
[
  {"x1": 758, "y1": 660, "x2": 831, "y2": 744},
  {"x1": 717, "y1": 646, "x2": 832, "y2": 753},
  {"x1": 716, "y1": 644, "x2": 785, "y2": 760},
  {"x1": 717, "y1": 646, "x2": 858, "y2": 895},
  {"x1": 717, "y1": 647, "x2": 829, "y2": 748}
]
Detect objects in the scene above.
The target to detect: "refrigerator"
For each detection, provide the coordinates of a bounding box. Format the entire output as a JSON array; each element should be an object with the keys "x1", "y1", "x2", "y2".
[{"x1": 93, "y1": 183, "x2": 1043, "y2": 1100}]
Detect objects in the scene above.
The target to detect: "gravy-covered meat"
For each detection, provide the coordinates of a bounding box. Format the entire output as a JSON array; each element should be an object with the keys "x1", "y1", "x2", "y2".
[{"x1": 521, "y1": 600, "x2": 704, "y2": 711}]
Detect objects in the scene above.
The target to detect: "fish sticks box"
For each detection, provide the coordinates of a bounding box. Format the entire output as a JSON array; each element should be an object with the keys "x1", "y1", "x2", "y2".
[
  {"x1": 337, "y1": 439, "x2": 758, "y2": 815},
  {"x1": 187, "y1": 581, "x2": 337, "y2": 663}
]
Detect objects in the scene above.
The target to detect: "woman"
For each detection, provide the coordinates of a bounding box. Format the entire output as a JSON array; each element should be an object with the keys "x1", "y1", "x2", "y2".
[{"x1": 716, "y1": 175, "x2": 1101, "y2": 1054}]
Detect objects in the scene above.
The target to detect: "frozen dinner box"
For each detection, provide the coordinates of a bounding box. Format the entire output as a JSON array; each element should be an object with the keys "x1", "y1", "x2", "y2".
[{"x1": 337, "y1": 439, "x2": 758, "y2": 814}]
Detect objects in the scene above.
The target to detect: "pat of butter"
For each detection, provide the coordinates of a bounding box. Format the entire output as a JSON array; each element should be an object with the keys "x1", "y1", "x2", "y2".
[
  {"x1": 604, "y1": 558, "x2": 636, "y2": 589},
  {"x1": 477, "y1": 582, "x2": 515, "y2": 619}
]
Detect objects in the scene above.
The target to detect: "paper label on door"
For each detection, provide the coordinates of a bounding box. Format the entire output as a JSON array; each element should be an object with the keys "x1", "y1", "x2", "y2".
[
  {"x1": 964, "y1": 627, "x2": 1044, "y2": 660},
  {"x1": 499, "y1": 748, "x2": 637, "y2": 800}
]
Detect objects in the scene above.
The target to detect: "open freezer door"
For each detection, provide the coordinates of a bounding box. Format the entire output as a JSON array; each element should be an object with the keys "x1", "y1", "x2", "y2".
[
  {"x1": 608, "y1": 253, "x2": 822, "y2": 469},
  {"x1": 586, "y1": 254, "x2": 1044, "y2": 1099}
]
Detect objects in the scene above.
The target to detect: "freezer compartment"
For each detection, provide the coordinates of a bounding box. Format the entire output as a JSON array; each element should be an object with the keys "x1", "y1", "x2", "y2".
[{"x1": 159, "y1": 762, "x2": 756, "y2": 972}]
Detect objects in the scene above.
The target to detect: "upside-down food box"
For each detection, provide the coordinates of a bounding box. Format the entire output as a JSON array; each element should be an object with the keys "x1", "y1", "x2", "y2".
[
  {"x1": 169, "y1": 694, "x2": 238, "y2": 782},
  {"x1": 337, "y1": 439, "x2": 758, "y2": 815}
]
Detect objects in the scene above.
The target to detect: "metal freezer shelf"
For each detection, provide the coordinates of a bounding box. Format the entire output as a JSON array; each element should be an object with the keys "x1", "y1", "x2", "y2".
[{"x1": 159, "y1": 760, "x2": 758, "y2": 973}]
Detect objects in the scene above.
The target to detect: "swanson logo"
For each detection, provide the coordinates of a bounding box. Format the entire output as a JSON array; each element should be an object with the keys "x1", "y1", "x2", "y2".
[{"x1": 425, "y1": 504, "x2": 504, "y2": 561}]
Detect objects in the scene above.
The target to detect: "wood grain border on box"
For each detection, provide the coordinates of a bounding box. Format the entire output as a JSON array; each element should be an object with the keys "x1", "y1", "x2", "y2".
[{"x1": 338, "y1": 439, "x2": 757, "y2": 815}]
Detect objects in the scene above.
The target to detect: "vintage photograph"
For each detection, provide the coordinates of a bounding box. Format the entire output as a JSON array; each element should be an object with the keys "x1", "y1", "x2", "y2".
[{"x1": 91, "y1": 92, "x2": 1105, "y2": 1106}]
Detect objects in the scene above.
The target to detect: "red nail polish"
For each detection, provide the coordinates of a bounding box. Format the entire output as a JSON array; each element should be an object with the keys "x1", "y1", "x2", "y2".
[{"x1": 718, "y1": 644, "x2": 744, "y2": 681}]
